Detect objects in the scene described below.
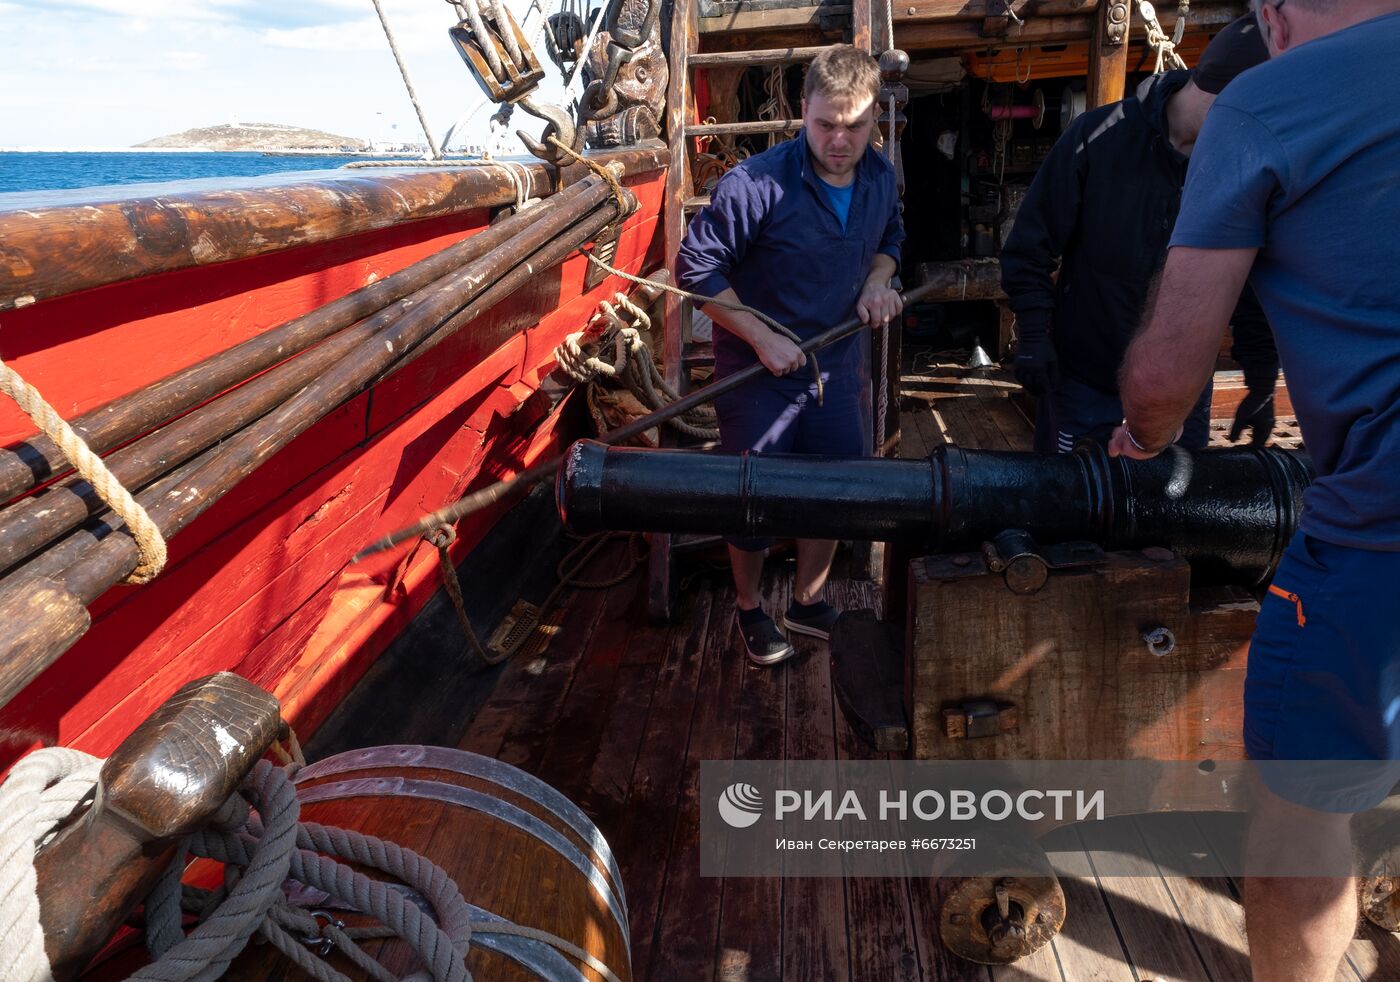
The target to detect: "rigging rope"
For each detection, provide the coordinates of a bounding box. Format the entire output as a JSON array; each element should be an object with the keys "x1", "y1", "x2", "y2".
[
  {"x1": 0, "y1": 746, "x2": 626, "y2": 981},
  {"x1": 0, "y1": 356, "x2": 167, "y2": 583},
  {"x1": 1137, "y1": 0, "x2": 1190, "y2": 73},
  {"x1": 370, "y1": 0, "x2": 444, "y2": 159}
]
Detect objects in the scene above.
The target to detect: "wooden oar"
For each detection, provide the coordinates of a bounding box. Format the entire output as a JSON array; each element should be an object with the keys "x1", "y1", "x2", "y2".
[{"x1": 351, "y1": 280, "x2": 938, "y2": 562}]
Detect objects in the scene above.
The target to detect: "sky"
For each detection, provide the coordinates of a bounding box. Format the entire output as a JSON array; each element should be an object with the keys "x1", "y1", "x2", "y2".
[{"x1": 0, "y1": 0, "x2": 573, "y2": 151}]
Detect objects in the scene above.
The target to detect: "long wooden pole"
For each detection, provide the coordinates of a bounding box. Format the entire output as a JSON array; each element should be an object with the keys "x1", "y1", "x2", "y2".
[
  {"x1": 351, "y1": 280, "x2": 940, "y2": 561},
  {"x1": 0, "y1": 197, "x2": 563, "y2": 506},
  {"x1": 0, "y1": 184, "x2": 630, "y2": 699},
  {"x1": 0, "y1": 183, "x2": 595, "y2": 573}
]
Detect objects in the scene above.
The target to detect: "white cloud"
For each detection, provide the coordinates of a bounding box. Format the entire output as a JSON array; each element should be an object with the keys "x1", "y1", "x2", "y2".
[
  {"x1": 262, "y1": 21, "x2": 385, "y2": 53},
  {"x1": 1, "y1": 0, "x2": 573, "y2": 151}
]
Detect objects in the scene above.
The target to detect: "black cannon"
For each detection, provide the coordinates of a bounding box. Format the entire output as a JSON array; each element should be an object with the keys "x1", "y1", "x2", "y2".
[
  {"x1": 557, "y1": 438, "x2": 1313, "y2": 587},
  {"x1": 556, "y1": 438, "x2": 1361, "y2": 965}
]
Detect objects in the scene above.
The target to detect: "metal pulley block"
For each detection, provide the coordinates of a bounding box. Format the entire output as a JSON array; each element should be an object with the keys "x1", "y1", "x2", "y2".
[{"x1": 449, "y1": 2, "x2": 546, "y2": 104}]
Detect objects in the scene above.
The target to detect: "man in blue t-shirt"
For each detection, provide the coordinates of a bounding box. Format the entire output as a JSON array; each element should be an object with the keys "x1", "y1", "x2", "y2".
[
  {"x1": 677, "y1": 45, "x2": 903, "y2": 667},
  {"x1": 1108, "y1": 3, "x2": 1400, "y2": 979}
]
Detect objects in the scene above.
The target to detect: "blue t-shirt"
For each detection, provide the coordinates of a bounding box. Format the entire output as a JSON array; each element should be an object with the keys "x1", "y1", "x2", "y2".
[
  {"x1": 818, "y1": 176, "x2": 854, "y2": 230},
  {"x1": 1171, "y1": 12, "x2": 1400, "y2": 550}
]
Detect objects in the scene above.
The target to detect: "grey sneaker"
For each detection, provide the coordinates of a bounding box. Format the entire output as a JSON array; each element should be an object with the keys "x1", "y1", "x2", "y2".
[
  {"x1": 782, "y1": 601, "x2": 841, "y2": 641},
  {"x1": 736, "y1": 610, "x2": 795, "y2": 666}
]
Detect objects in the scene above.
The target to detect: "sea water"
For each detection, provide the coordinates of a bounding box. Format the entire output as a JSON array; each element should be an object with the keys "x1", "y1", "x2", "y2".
[{"x1": 0, "y1": 151, "x2": 397, "y2": 195}]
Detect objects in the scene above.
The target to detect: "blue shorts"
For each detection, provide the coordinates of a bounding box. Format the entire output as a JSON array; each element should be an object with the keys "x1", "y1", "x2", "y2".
[
  {"x1": 1245, "y1": 533, "x2": 1400, "y2": 811},
  {"x1": 715, "y1": 372, "x2": 868, "y2": 552},
  {"x1": 1032, "y1": 376, "x2": 1212, "y2": 453}
]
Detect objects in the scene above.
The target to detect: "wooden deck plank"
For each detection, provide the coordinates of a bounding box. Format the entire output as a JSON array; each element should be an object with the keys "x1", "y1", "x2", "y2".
[
  {"x1": 531, "y1": 571, "x2": 648, "y2": 795},
  {"x1": 905, "y1": 875, "x2": 996, "y2": 982},
  {"x1": 779, "y1": 570, "x2": 853, "y2": 982},
  {"x1": 604, "y1": 585, "x2": 718, "y2": 980},
  {"x1": 455, "y1": 567, "x2": 614, "y2": 762},
  {"x1": 1073, "y1": 820, "x2": 1214, "y2": 981},
  {"x1": 715, "y1": 578, "x2": 788, "y2": 981},
  {"x1": 899, "y1": 408, "x2": 931, "y2": 460},
  {"x1": 829, "y1": 579, "x2": 924, "y2": 982},
  {"x1": 647, "y1": 580, "x2": 745, "y2": 981},
  {"x1": 985, "y1": 395, "x2": 1036, "y2": 452},
  {"x1": 1133, "y1": 814, "x2": 1253, "y2": 982}
]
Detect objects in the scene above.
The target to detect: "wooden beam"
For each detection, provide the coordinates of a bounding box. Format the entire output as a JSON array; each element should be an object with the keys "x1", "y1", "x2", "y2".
[
  {"x1": 688, "y1": 118, "x2": 802, "y2": 136},
  {"x1": 689, "y1": 45, "x2": 826, "y2": 66},
  {"x1": 854, "y1": 0, "x2": 874, "y2": 52},
  {"x1": 656, "y1": 0, "x2": 699, "y2": 623},
  {"x1": 1087, "y1": 0, "x2": 1131, "y2": 107},
  {"x1": 0, "y1": 147, "x2": 668, "y2": 312}
]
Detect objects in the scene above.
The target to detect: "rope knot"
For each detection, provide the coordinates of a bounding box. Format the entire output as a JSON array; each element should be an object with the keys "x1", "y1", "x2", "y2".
[{"x1": 0, "y1": 355, "x2": 167, "y2": 584}]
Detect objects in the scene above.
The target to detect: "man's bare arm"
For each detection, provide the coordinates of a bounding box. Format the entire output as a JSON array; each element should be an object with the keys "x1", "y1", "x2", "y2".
[{"x1": 1110, "y1": 246, "x2": 1258, "y2": 458}]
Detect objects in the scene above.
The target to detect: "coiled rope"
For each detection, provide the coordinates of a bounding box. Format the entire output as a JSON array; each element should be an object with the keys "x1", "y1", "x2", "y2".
[
  {"x1": 554, "y1": 290, "x2": 719, "y2": 440},
  {"x1": 0, "y1": 747, "x2": 622, "y2": 981},
  {"x1": 0, "y1": 356, "x2": 167, "y2": 583}
]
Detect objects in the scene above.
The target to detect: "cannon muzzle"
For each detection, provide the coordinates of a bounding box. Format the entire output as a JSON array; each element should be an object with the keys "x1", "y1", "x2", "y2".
[{"x1": 557, "y1": 440, "x2": 1313, "y2": 586}]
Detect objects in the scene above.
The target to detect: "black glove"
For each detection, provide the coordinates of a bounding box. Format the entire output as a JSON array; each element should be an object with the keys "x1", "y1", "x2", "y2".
[
  {"x1": 1013, "y1": 331, "x2": 1059, "y2": 397},
  {"x1": 1229, "y1": 383, "x2": 1276, "y2": 447}
]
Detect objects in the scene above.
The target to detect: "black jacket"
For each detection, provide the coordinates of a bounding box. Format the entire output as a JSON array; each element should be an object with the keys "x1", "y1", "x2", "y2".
[{"x1": 1000, "y1": 71, "x2": 1276, "y2": 392}]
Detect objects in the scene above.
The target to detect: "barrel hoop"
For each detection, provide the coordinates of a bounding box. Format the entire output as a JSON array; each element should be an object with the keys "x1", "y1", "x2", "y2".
[
  {"x1": 466, "y1": 903, "x2": 592, "y2": 982},
  {"x1": 294, "y1": 745, "x2": 627, "y2": 912},
  {"x1": 295, "y1": 776, "x2": 629, "y2": 942}
]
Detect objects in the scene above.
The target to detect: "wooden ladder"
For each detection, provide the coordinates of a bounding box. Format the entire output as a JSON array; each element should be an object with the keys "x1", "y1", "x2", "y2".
[{"x1": 649, "y1": 0, "x2": 892, "y2": 621}]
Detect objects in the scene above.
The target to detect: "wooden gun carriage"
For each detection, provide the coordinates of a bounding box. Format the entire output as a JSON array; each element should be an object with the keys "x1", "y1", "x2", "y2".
[{"x1": 555, "y1": 438, "x2": 1400, "y2": 962}]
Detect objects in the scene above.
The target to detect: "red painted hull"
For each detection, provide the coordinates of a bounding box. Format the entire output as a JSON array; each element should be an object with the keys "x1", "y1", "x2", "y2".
[{"x1": 0, "y1": 166, "x2": 667, "y2": 766}]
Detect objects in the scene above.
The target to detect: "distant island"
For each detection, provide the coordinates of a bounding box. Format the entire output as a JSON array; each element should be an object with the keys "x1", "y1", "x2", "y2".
[{"x1": 136, "y1": 122, "x2": 369, "y2": 153}]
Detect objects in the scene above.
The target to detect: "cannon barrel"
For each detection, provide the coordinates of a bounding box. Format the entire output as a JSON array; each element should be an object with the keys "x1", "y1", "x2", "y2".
[{"x1": 557, "y1": 440, "x2": 1314, "y2": 586}]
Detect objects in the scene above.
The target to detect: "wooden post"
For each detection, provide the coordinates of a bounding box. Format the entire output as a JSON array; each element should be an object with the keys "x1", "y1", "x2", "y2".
[
  {"x1": 853, "y1": 0, "x2": 874, "y2": 53},
  {"x1": 652, "y1": 0, "x2": 698, "y2": 622},
  {"x1": 1087, "y1": 0, "x2": 1131, "y2": 108},
  {"x1": 34, "y1": 674, "x2": 282, "y2": 980}
]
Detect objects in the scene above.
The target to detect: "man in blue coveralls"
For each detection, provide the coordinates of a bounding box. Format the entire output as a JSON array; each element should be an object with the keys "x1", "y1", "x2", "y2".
[
  {"x1": 1109, "y1": 2, "x2": 1400, "y2": 978},
  {"x1": 677, "y1": 45, "x2": 904, "y2": 666}
]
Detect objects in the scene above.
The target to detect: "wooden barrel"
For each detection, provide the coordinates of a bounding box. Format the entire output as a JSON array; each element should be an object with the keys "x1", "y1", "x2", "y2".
[{"x1": 229, "y1": 745, "x2": 630, "y2": 982}]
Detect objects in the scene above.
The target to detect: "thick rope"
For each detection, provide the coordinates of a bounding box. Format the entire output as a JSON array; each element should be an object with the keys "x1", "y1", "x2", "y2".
[
  {"x1": 564, "y1": 237, "x2": 826, "y2": 404},
  {"x1": 1137, "y1": 0, "x2": 1189, "y2": 73},
  {"x1": 137, "y1": 761, "x2": 301, "y2": 982},
  {"x1": 0, "y1": 356, "x2": 167, "y2": 583},
  {"x1": 1, "y1": 746, "x2": 625, "y2": 982},
  {"x1": 876, "y1": 316, "x2": 890, "y2": 453},
  {"x1": 370, "y1": 0, "x2": 444, "y2": 159},
  {"x1": 0, "y1": 748, "x2": 101, "y2": 982},
  {"x1": 554, "y1": 290, "x2": 719, "y2": 439},
  {"x1": 427, "y1": 524, "x2": 495, "y2": 663}
]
